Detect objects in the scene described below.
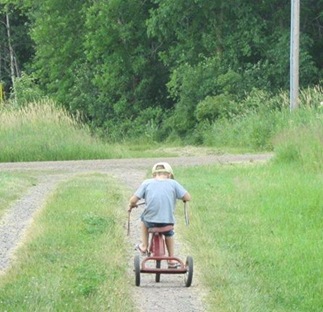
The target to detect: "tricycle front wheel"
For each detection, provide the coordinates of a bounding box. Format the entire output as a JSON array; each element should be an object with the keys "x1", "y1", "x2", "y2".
[{"x1": 155, "y1": 260, "x2": 161, "y2": 282}]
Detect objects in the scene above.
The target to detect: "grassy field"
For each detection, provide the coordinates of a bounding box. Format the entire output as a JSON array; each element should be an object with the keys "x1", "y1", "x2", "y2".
[
  {"x1": 176, "y1": 161, "x2": 322, "y2": 311},
  {"x1": 0, "y1": 174, "x2": 134, "y2": 311},
  {"x1": 0, "y1": 160, "x2": 321, "y2": 311},
  {"x1": 0, "y1": 99, "x2": 322, "y2": 311}
]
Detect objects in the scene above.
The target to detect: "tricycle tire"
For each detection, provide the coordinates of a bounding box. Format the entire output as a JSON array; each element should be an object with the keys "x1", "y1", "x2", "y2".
[
  {"x1": 134, "y1": 255, "x2": 141, "y2": 286},
  {"x1": 155, "y1": 260, "x2": 161, "y2": 282},
  {"x1": 184, "y1": 256, "x2": 193, "y2": 287}
]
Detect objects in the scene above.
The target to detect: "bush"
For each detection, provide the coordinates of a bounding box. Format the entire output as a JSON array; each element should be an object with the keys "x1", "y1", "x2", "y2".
[
  {"x1": 99, "y1": 106, "x2": 169, "y2": 143},
  {"x1": 9, "y1": 72, "x2": 44, "y2": 107},
  {"x1": 195, "y1": 94, "x2": 237, "y2": 122}
]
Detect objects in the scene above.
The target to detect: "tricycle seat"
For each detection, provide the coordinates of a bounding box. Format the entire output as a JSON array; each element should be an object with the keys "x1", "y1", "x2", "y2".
[{"x1": 148, "y1": 225, "x2": 174, "y2": 234}]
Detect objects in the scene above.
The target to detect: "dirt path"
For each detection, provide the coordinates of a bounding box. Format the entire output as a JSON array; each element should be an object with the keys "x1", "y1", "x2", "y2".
[{"x1": 0, "y1": 153, "x2": 273, "y2": 311}]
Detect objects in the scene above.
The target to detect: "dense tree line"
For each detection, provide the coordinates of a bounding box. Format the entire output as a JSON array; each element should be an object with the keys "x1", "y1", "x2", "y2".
[{"x1": 0, "y1": 0, "x2": 322, "y2": 140}]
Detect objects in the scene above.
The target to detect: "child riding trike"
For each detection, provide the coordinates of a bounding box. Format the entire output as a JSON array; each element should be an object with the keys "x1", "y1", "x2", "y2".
[{"x1": 128, "y1": 202, "x2": 193, "y2": 287}]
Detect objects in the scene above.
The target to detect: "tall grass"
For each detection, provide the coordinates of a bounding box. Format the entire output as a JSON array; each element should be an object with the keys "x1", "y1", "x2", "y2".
[
  {"x1": 201, "y1": 86, "x2": 323, "y2": 151},
  {"x1": 203, "y1": 107, "x2": 322, "y2": 151},
  {"x1": 176, "y1": 161, "x2": 322, "y2": 311},
  {"x1": 272, "y1": 111, "x2": 323, "y2": 172},
  {"x1": 0, "y1": 100, "x2": 178, "y2": 162},
  {"x1": 0, "y1": 173, "x2": 134, "y2": 311},
  {"x1": 0, "y1": 100, "x2": 129, "y2": 162}
]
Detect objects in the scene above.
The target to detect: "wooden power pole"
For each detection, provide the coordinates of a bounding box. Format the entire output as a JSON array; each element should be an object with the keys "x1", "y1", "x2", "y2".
[
  {"x1": 5, "y1": 10, "x2": 17, "y2": 103},
  {"x1": 290, "y1": 0, "x2": 300, "y2": 111}
]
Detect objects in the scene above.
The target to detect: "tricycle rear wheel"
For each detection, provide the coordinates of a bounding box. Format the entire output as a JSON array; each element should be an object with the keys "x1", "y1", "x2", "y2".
[
  {"x1": 184, "y1": 256, "x2": 193, "y2": 287},
  {"x1": 134, "y1": 255, "x2": 141, "y2": 286}
]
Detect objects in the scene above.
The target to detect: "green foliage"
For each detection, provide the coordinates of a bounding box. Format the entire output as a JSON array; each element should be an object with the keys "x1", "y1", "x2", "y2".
[
  {"x1": 98, "y1": 105, "x2": 171, "y2": 144},
  {"x1": 201, "y1": 112, "x2": 279, "y2": 151},
  {"x1": 1, "y1": 1, "x2": 322, "y2": 141},
  {"x1": 0, "y1": 99, "x2": 178, "y2": 161},
  {"x1": 0, "y1": 3, "x2": 34, "y2": 90},
  {"x1": 77, "y1": 0, "x2": 170, "y2": 129},
  {"x1": 166, "y1": 57, "x2": 229, "y2": 135},
  {"x1": 147, "y1": 0, "x2": 222, "y2": 67},
  {"x1": 191, "y1": 86, "x2": 322, "y2": 151},
  {"x1": 195, "y1": 94, "x2": 237, "y2": 122},
  {"x1": 8, "y1": 72, "x2": 44, "y2": 106},
  {"x1": 25, "y1": 0, "x2": 87, "y2": 106}
]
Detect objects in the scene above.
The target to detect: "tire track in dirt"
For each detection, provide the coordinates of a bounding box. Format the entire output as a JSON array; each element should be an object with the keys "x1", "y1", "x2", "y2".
[
  {"x1": 0, "y1": 174, "x2": 68, "y2": 272},
  {"x1": 0, "y1": 153, "x2": 273, "y2": 311}
]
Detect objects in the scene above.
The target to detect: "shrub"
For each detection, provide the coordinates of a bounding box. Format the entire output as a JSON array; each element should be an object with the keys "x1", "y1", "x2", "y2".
[
  {"x1": 195, "y1": 94, "x2": 237, "y2": 122},
  {"x1": 9, "y1": 72, "x2": 44, "y2": 107}
]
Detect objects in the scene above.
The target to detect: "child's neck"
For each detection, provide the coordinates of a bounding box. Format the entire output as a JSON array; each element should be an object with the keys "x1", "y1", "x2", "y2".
[{"x1": 155, "y1": 175, "x2": 169, "y2": 180}]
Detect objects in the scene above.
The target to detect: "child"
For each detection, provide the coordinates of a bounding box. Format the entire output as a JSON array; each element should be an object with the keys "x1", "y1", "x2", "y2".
[{"x1": 128, "y1": 162, "x2": 191, "y2": 268}]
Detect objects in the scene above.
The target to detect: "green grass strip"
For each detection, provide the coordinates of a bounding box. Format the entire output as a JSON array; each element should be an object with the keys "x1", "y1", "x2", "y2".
[
  {"x1": 0, "y1": 173, "x2": 134, "y2": 311},
  {"x1": 177, "y1": 163, "x2": 322, "y2": 312}
]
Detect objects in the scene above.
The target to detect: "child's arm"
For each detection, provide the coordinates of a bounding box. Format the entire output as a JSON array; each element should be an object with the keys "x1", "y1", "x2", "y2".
[{"x1": 128, "y1": 195, "x2": 140, "y2": 211}]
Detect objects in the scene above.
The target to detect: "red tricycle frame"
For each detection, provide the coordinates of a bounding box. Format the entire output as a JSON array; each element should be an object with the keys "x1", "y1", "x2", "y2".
[{"x1": 133, "y1": 224, "x2": 193, "y2": 287}]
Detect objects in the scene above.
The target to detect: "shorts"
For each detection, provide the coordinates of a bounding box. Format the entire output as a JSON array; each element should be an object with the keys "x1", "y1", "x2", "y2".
[{"x1": 141, "y1": 218, "x2": 174, "y2": 237}]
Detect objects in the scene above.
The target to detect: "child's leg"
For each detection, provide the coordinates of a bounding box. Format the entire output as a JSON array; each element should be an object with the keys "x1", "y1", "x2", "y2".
[
  {"x1": 165, "y1": 236, "x2": 175, "y2": 257},
  {"x1": 140, "y1": 221, "x2": 149, "y2": 251},
  {"x1": 166, "y1": 236, "x2": 180, "y2": 267}
]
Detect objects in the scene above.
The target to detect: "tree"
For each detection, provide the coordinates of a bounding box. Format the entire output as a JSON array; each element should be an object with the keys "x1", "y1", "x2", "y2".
[
  {"x1": 16, "y1": 0, "x2": 171, "y2": 138},
  {"x1": 70, "y1": 0, "x2": 171, "y2": 135},
  {"x1": 1, "y1": 0, "x2": 321, "y2": 140},
  {"x1": 0, "y1": 3, "x2": 32, "y2": 100},
  {"x1": 21, "y1": 0, "x2": 87, "y2": 107},
  {"x1": 147, "y1": 0, "x2": 321, "y2": 137}
]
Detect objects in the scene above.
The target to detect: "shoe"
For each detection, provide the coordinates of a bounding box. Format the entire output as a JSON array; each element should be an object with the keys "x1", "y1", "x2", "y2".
[
  {"x1": 168, "y1": 262, "x2": 181, "y2": 269},
  {"x1": 135, "y1": 243, "x2": 147, "y2": 255}
]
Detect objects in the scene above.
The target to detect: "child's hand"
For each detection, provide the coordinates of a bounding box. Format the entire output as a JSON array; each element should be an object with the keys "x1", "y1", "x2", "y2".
[
  {"x1": 128, "y1": 204, "x2": 137, "y2": 212},
  {"x1": 128, "y1": 201, "x2": 144, "y2": 212}
]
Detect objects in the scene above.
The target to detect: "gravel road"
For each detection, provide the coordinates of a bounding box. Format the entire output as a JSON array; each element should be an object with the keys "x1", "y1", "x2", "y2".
[{"x1": 0, "y1": 153, "x2": 273, "y2": 311}]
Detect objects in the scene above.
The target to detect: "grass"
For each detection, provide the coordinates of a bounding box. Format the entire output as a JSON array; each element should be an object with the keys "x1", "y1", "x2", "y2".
[
  {"x1": 273, "y1": 115, "x2": 323, "y2": 172},
  {"x1": 0, "y1": 95, "x2": 322, "y2": 310},
  {"x1": 0, "y1": 173, "x2": 134, "y2": 311},
  {"x1": 1, "y1": 92, "x2": 321, "y2": 162},
  {"x1": 0, "y1": 100, "x2": 176, "y2": 162},
  {"x1": 1, "y1": 162, "x2": 321, "y2": 311},
  {"x1": 176, "y1": 162, "x2": 322, "y2": 311},
  {"x1": 203, "y1": 107, "x2": 319, "y2": 151},
  {"x1": 0, "y1": 101, "x2": 119, "y2": 161}
]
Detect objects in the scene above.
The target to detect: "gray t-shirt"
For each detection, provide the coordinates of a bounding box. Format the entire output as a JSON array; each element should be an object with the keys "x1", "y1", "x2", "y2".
[{"x1": 135, "y1": 178, "x2": 188, "y2": 224}]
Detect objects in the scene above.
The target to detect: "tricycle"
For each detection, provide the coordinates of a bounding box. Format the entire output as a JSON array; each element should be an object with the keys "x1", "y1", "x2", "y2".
[{"x1": 128, "y1": 202, "x2": 193, "y2": 287}]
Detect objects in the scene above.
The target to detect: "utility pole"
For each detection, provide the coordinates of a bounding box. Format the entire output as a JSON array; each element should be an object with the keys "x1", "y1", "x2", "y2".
[
  {"x1": 290, "y1": 0, "x2": 300, "y2": 111},
  {"x1": 5, "y1": 9, "x2": 17, "y2": 104}
]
